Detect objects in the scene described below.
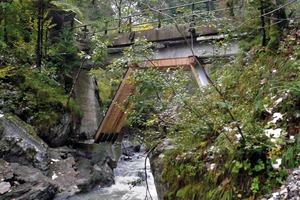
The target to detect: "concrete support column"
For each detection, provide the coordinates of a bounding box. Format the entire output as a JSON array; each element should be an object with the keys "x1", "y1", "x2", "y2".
[{"x1": 191, "y1": 63, "x2": 209, "y2": 87}]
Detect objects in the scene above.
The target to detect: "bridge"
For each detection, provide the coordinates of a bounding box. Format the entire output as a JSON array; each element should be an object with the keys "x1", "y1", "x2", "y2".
[
  {"x1": 72, "y1": 0, "x2": 240, "y2": 143},
  {"x1": 93, "y1": 30, "x2": 239, "y2": 143}
]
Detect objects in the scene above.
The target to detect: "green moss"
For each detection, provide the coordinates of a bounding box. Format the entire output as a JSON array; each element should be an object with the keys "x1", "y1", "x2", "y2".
[
  {"x1": 176, "y1": 185, "x2": 194, "y2": 199},
  {"x1": 267, "y1": 25, "x2": 280, "y2": 50},
  {"x1": 67, "y1": 99, "x2": 83, "y2": 119},
  {"x1": 4, "y1": 113, "x2": 38, "y2": 137}
]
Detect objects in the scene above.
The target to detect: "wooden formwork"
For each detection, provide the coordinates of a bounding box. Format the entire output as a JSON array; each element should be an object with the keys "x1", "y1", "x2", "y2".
[{"x1": 94, "y1": 57, "x2": 198, "y2": 143}]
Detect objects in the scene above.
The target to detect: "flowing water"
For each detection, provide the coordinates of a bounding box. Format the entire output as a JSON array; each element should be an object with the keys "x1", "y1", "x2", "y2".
[{"x1": 74, "y1": 151, "x2": 158, "y2": 200}]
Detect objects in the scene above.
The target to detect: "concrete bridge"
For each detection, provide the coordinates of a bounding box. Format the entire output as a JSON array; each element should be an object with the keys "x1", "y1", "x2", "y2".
[{"x1": 93, "y1": 24, "x2": 239, "y2": 143}]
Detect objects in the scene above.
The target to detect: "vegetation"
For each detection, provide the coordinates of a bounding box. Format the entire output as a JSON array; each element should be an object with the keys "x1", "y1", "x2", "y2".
[
  {"x1": 104, "y1": 1, "x2": 300, "y2": 200},
  {"x1": 0, "y1": 0, "x2": 82, "y2": 138},
  {"x1": 1, "y1": 0, "x2": 300, "y2": 199}
]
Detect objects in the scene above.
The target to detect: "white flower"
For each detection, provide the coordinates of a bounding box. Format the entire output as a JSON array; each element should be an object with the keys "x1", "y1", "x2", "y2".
[
  {"x1": 271, "y1": 69, "x2": 277, "y2": 74},
  {"x1": 271, "y1": 158, "x2": 282, "y2": 170},
  {"x1": 265, "y1": 107, "x2": 273, "y2": 114},
  {"x1": 290, "y1": 136, "x2": 295, "y2": 143},
  {"x1": 274, "y1": 98, "x2": 283, "y2": 106},
  {"x1": 265, "y1": 128, "x2": 282, "y2": 143},
  {"x1": 271, "y1": 112, "x2": 283, "y2": 124},
  {"x1": 0, "y1": 114, "x2": 3, "y2": 118}
]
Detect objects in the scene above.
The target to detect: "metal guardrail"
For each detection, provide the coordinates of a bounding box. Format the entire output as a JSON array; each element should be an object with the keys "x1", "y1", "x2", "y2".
[{"x1": 72, "y1": 0, "x2": 226, "y2": 35}]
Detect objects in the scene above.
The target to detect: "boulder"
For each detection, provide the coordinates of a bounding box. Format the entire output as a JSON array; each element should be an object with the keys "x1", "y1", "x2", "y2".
[
  {"x1": 48, "y1": 144, "x2": 115, "y2": 199},
  {"x1": 0, "y1": 114, "x2": 49, "y2": 171},
  {"x1": 47, "y1": 147, "x2": 81, "y2": 198},
  {"x1": 0, "y1": 113, "x2": 116, "y2": 199},
  {"x1": 149, "y1": 139, "x2": 175, "y2": 200},
  {"x1": 46, "y1": 113, "x2": 73, "y2": 147},
  {"x1": 0, "y1": 160, "x2": 57, "y2": 200},
  {"x1": 72, "y1": 143, "x2": 115, "y2": 191},
  {"x1": 0, "y1": 182, "x2": 11, "y2": 195}
]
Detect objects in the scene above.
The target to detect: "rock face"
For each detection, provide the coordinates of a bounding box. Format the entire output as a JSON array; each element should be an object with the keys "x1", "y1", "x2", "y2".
[
  {"x1": 262, "y1": 168, "x2": 300, "y2": 200},
  {"x1": 0, "y1": 113, "x2": 115, "y2": 199},
  {"x1": 49, "y1": 144, "x2": 115, "y2": 199},
  {"x1": 0, "y1": 161, "x2": 58, "y2": 200},
  {"x1": 0, "y1": 160, "x2": 57, "y2": 200},
  {"x1": 46, "y1": 113, "x2": 74, "y2": 147},
  {"x1": 0, "y1": 114, "x2": 49, "y2": 171},
  {"x1": 149, "y1": 139, "x2": 174, "y2": 200}
]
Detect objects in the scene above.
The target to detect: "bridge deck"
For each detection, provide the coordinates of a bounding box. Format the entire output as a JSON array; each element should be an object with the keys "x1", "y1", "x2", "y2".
[{"x1": 94, "y1": 57, "x2": 197, "y2": 143}]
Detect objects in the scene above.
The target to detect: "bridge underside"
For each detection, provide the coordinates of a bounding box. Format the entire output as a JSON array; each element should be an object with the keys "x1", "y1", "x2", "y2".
[{"x1": 94, "y1": 57, "x2": 207, "y2": 143}]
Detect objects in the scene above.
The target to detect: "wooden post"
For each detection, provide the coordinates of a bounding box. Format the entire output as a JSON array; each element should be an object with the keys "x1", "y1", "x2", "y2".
[
  {"x1": 158, "y1": 10, "x2": 161, "y2": 28},
  {"x1": 104, "y1": 21, "x2": 108, "y2": 35},
  {"x1": 36, "y1": 0, "x2": 44, "y2": 68},
  {"x1": 129, "y1": 16, "x2": 132, "y2": 32}
]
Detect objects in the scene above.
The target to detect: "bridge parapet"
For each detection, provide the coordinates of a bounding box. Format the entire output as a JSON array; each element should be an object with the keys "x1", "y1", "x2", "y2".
[
  {"x1": 109, "y1": 24, "x2": 218, "y2": 47},
  {"x1": 72, "y1": 0, "x2": 232, "y2": 49}
]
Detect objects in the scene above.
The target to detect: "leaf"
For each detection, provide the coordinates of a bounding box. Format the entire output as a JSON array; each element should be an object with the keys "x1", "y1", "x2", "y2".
[
  {"x1": 232, "y1": 161, "x2": 243, "y2": 173},
  {"x1": 0, "y1": 66, "x2": 15, "y2": 79},
  {"x1": 218, "y1": 102, "x2": 227, "y2": 109}
]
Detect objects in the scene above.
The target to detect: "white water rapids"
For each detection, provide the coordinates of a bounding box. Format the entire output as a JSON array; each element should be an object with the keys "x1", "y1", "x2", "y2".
[{"x1": 74, "y1": 151, "x2": 158, "y2": 200}]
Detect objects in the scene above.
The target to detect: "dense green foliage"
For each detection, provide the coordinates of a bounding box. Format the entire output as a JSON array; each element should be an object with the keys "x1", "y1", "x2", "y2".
[
  {"x1": 117, "y1": 32, "x2": 300, "y2": 200},
  {"x1": 0, "y1": 0, "x2": 82, "y2": 137},
  {"x1": 104, "y1": 1, "x2": 300, "y2": 199},
  {"x1": 1, "y1": 0, "x2": 300, "y2": 199},
  {"x1": 158, "y1": 35, "x2": 300, "y2": 199}
]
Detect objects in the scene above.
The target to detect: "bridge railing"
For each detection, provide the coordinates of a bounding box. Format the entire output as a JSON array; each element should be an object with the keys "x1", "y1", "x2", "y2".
[{"x1": 72, "y1": 0, "x2": 230, "y2": 36}]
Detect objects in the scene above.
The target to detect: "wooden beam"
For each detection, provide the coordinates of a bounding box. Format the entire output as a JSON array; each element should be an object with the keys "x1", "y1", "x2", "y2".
[
  {"x1": 94, "y1": 67, "x2": 135, "y2": 142},
  {"x1": 146, "y1": 57, "x2": 196, "y2": 68}
]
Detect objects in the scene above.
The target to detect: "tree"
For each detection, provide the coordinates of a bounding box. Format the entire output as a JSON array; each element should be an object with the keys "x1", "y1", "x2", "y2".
[
  {"x1": 0, "y1": 0, "x2": 38, "y2": 63},
  {"x1": 101, "y1": 1, "x2": 300, "y2": 199}
]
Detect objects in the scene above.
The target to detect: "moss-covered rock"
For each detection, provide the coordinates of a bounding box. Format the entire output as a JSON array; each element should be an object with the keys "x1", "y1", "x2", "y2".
[{"x1": 0, "y1": 113, "x2": 49, "y2": 171}]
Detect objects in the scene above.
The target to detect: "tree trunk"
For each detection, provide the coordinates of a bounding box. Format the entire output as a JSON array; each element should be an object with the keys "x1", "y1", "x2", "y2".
[
  {"x1": 260, "y1": 0, "x2": 267, "y2": 46},
  {"x1": 36, "y1": 0, "x2": 44, "y2": 68}
]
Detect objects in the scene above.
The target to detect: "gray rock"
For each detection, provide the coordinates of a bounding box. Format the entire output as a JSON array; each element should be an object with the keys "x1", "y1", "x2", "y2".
[
  {"x1": 43, "y1": 113, "x2": 73, "y2": 147},
  {"x1": 48, "y1": 147, "x2": 80, "y2": 195},
  {"x1": 48, "y1": 145, "x2": 114, "y2": 198},
  {"x1": 0, "y1": 113, "x2": 117, "y2": 199},
  {"x1": 0, "y1": 182, "x2": 11, "y2": 194},
  {"x1": 149, "y1": 139, "x2": 174, "y2": 200},
  {"x1": 0, "y1": 160, "x2": 13, "y2": 181},
  {"x1": 263, "y1": 168, "x2": 300, "y2": 200},
  {"x1": 73, "y1": 153, "x2": 114, "y2": 192},
  {"x1": 0, "y1": 162, "x2": 57, "y2": 200},
  {"x1": 0, "y1": 114, "x2": 49, "y2": 171}
]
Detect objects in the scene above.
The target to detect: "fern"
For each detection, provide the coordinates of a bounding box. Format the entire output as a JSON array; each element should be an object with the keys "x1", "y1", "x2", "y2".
[{"x1": 0, "y1": 66, "x2": 15, "y2": 79}]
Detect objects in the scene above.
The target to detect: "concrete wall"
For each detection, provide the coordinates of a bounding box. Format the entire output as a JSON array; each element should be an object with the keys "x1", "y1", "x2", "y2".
[{"x1": 73, "y1": 69, "x2": 102, "y2": 139}]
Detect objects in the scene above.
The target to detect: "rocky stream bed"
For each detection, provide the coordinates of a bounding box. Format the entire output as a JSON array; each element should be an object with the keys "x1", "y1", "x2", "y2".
[
  {"x1": 0, "y1": 113, "x2": 115, "y2": 199},
  {"x1": 2, "y1": 112, "x2": 300, "y2": 200}
]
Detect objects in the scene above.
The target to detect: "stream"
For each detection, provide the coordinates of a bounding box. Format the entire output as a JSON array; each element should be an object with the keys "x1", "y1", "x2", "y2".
[{"x1": 73, "y1": 151, "x2": 158, "y2": 200}]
